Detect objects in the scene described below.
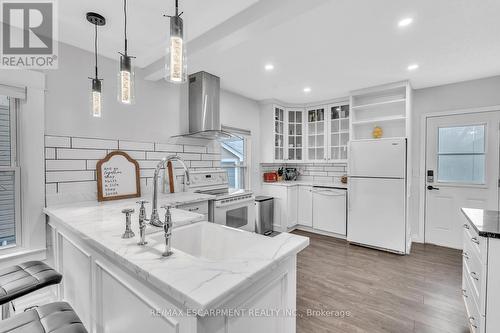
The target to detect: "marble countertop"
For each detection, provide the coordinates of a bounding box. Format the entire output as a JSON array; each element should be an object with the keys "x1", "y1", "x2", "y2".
[
  {"x1": 262, "y1": 181, "x2": 348, "y2": 189},
  {"x1": 461, "y1": 208, "x2": 500, "y2": 239},
  {"x1": 43, "y1": 192, "x2": 309, "y2": 312}
]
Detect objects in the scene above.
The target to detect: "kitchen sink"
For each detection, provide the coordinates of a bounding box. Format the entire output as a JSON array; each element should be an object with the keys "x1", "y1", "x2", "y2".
[{"x1": 150, "y1": 222, "x2": 270, "y2": 261}]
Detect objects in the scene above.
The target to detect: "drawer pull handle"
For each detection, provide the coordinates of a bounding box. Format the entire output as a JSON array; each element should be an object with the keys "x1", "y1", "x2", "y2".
[
  {"x1": 462, "y1": 252, "x2": 469, "y2": 260},
  {"x1": 462, "y1": 289, "x2": 468, "y2": 297},
  {"x1": 471, "y1": 237, "x2": 480, "y2": 245},
  {"x1": 470, "y1": 271, "x2": 479, "y2": 281},
  {"x1": 188, "y1": 207, "x2": 199, "y2": 211},
  {"x1": 468, "y1": 316, "x2": 478, "y2": 329},
  {"x1": 463, "y1": 223, "x2": 470, "y2": 229}
]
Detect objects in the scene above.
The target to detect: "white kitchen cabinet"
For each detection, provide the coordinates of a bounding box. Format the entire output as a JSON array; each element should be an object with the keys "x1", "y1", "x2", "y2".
[
  {"x1": 297, "y1": 185, "x2": 312, "y2": 227},
  {"x1": 260, "y1": 104, "x2": 305, "y2": 163},
  {"x1": 261, "y1": 184, "x2": 298, "y2": 232},
  {"x1": 312, "y1": 187, "x2": 347, "y2": 235},
  {"x1": 306, "y1": 102, "x2": 350, "y2": 163},
  {"x1": 286, "y1": 108, "x2": 305, "y2": 162}
]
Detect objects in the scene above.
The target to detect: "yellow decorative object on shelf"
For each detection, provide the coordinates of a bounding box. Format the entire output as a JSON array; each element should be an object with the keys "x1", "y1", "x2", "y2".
[{"x1": 372, "y1": 126, "x2": 383, "y2": 138}]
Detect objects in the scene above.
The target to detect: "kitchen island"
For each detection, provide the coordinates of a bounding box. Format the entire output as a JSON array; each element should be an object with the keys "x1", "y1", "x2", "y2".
[{"x1": 44, "y1": 192, "x2": 309, "y2": 333}]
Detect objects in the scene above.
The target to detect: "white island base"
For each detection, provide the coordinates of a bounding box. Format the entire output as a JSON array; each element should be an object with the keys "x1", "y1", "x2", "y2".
[{"x1": 45, "y1": 200, "x2": 308, "y2": 333}]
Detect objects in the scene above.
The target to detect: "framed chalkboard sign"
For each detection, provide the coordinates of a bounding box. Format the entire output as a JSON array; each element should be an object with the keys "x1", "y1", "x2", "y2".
[{"x1": 96, "y1": 151, "x2": 141, "y2": 202}]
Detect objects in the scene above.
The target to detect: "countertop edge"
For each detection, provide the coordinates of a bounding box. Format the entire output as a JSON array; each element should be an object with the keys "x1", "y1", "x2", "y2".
[{"x1": 461, "y1": 208, "x2": 500, "y2": 239}]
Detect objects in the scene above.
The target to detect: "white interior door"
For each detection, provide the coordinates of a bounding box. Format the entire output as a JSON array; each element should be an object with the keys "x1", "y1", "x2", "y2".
[{"x1": 425, "y1": 111, "x2": 500, "y2": 249}]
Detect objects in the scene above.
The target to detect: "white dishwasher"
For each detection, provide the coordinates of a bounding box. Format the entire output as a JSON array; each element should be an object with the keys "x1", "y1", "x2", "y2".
[{"x1": 312, "y1": 187, "x2": 347, "y2": 236}]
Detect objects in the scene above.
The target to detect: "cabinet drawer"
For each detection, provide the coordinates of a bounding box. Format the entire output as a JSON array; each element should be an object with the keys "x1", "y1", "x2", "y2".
[
  {"x1": 463, "y1": 222, "x2": 487, "y2": 263},
  {"x1": 177, "y1": 201, "x2": 208, "y2": 215},
  {"x1": 463, "y1": 252, "x2": 486, "y2": 315},
  {"x1": 463, "y1": 266, "x2": 485, "y2": 333}
]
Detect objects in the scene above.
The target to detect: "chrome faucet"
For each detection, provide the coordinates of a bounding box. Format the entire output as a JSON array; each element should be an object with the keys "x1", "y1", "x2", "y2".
[
  {"x1": 136, "y1": 200, "x2": 149, "y2": 245},
  {"x1": 150, "y1": 155, "x2": 190, "y2": 227},
  {"x1": 161, "y1": 205, "x2": 174, "y2": 257}
]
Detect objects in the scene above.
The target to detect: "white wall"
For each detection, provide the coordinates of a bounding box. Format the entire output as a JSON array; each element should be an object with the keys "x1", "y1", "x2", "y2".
[
  {"x1": 410, "y1": 75, "x2": 500, "y2": 242},
  {"x1": 220, "y1": 90, "x2": 261, "y2": 192},
  {"x1": 44, "y1": 42, "x2": 186, "y2": 142}
]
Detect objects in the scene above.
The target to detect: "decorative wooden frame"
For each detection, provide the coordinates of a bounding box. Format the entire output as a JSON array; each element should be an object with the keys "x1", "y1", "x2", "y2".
[{"x1": 96, "y1": 151, "x2": 141, "y2": 202}]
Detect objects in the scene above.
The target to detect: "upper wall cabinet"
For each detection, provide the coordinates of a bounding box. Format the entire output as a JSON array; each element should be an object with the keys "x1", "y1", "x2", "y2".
[
  {"x1": 261, "y1": 102, "x2": 350, "y2": 163},
  {"x1": 260, "y1": 104, "x2": 305, "y2": 163},
  {"x1": 306, "y1": 102, "x2": 350, "y2": 163},
  {"x1": 286, "y1": 108, "x2": 304, "y2": 162}
]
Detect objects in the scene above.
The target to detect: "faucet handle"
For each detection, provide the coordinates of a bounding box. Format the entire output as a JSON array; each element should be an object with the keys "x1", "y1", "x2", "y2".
[
  {"x1": 121, "y1": 209, "x2": 135, "y2": 239},
  {"x1": 136, "y1": 200, "x2": 149, "y2": 205}
]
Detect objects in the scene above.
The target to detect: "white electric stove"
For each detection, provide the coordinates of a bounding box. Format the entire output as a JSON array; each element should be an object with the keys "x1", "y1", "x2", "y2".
[{"x1": 187, "y1": 170, "x2": 255, "y2": 232}]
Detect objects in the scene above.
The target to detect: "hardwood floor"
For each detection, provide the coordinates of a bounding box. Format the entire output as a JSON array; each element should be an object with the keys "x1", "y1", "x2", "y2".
[{"x1": 293, "y1": 230, "x2": 470, "y2": 333}]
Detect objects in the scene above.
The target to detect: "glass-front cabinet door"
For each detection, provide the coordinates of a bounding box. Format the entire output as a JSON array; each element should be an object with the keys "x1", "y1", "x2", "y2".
[
  {"x1": 286, "y1": 109, "x2": 304, "y2": 162},
  {"x1": 328, "y1": 104, "x2": 350, "y2": 161},
  {"x1": 307, "y1": 107, "x2": 327, "y2": 161},
  {"x1": 274, "y1": 106, "x2": 285, "y2": 161}
]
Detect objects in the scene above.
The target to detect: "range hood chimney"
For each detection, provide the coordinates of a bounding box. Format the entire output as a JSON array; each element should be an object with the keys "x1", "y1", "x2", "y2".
[{"x1": 172, "y1": 71, "x2": 240, "y2": 141}]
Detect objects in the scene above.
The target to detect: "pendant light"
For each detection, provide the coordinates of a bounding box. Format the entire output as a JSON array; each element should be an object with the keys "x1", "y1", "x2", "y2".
[
  {"x1": 118, "y1": 0, "x2": 135, "y2": 104},
  {"x1": 164, "y1": 0, "x2": 187, "y2": 83},
  {"x1": 87, "y1": 12, "x2": 106, "y2": 118}
]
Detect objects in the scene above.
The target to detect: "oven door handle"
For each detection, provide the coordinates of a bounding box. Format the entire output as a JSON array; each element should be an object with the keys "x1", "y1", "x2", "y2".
[{"x1": 215, "y1": 196, "x2": 255, "y2": 208}]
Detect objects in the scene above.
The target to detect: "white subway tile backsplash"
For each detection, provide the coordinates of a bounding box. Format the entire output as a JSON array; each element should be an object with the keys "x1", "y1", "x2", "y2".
[
  {"x1": 46, "y1": 170, "x2": 95, "y2": 183},
  {"x1": 57, "y1": 148, "x2": 107, "y2": 160},
  {"x1": 178, "y1": 152, "x2": 201, "y2": 160},
  {"x1": 201, "y1": 154, "x2": 220, "y2": 161},
  {"x1": 46, "y1": 159, "x2": 86, "y2": 171},
  {"x1": 45, "y1": 148, "x2": 55, "y2": 159},
  {"x1": 45, "y1": 135, "x2": 221, "y2": 204},
  {"x1": 190, "y1": 160, "x2": 212, "y2": 168},
  {"x1": 138, "y1": 160, "x2": 162, "y2": 169},
  {"x1": 140, "y1": 169, "x2": 155, "y2": 178},
  {"x1": 119, "y1": 140, "x2": 154, "y2": 151},
  {"x1": 58, "y1": 181, "x2": 97, "y2": 194},
  {"x1": 260, "y1": 161, "x2": 347, "y2": 184},
  {"x1": 72, "y1": 137, "x2": 118, "y2": 150},
  {"x1": 146, "y1": 151, "x2": 168, "y2": 160},
  {"x1": 183, "y1": 145, "x2": 207, "y2": 153},
  {"x1": 155, "y1": 143, "x2": 182, "y2": 152},
  {"x1": 121, "y1": 150, "x2": 146, "y2": 160},
  {"x1": 86, "y1": 160, "x2": 98, "y2": 170},
  {"x1": 45, "y1": 183, "x2": 57, "y2": 194},
  {"x1": 45, "y1": 136, "x2": 71, "y2": 148}
]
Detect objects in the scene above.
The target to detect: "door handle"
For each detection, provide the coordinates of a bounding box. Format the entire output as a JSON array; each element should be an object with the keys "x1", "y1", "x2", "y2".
[{"x1": 427, "y1": 185, "x2": 440, "y2": 190}]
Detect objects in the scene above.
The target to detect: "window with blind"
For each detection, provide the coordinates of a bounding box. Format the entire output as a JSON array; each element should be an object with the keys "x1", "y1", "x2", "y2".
[{"x1": 0, "y1": 95, "x2": 19, "y2": 248}]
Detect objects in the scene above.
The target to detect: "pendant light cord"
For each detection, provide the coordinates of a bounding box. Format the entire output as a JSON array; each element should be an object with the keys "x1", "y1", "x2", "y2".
[
  {"x1": 124, "y1": 0, "x2": 128, "y2": 55},
  {"x1": 94, "y1": 23, "x2": 98, "y2": 79}
]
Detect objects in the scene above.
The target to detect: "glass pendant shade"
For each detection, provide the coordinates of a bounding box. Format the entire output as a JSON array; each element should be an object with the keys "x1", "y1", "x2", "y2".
[
  {"x1": 91, "y1": 78, "x2": 102, "y2": 118},
  {"x1": 118, "y1": 54, "x2": 135, "y2": 104},
  {"x1": 166, "y1": 15, "x2": 187, "y2": 83}
]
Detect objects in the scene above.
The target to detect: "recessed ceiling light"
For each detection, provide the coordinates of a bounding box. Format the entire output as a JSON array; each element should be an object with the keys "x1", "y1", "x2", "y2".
[
  {"x1": 264, "y1": 64, "x2": 274, "y2": 71},
  {"x1": 398, "y1": 17, "x2": 413, "y2": 28},
  {"x1": 407, "y1": 63, "x2": 419, "y2": 71},
  {"x1": 303, "y1": 87, "x2": 311, "y2": 93}
]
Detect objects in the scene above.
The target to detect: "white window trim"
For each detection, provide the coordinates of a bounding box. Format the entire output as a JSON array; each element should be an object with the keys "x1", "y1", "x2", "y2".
[
  {"x1": 220, "y1": 130, "x2": 252, "y2": 190},
  {"x1": 0, "y1": 69, "x2": 46, "y2": 264},
  {"x1": 0, "y1": 97, "x2": 21, "y2": 250}
]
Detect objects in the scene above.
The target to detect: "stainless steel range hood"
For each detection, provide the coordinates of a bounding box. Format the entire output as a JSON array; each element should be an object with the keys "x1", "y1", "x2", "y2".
[{"x1": 172, "y1": 71, "x2": 241, "y2": 142}]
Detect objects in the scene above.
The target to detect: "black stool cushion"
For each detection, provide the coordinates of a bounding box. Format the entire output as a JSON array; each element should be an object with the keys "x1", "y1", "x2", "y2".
[
  {"x1": 0, "y1": 302, "x2": 87, "y2": 333},
  {"x1": 0, "y1": 261, "x2": 62, "y2": 305}
]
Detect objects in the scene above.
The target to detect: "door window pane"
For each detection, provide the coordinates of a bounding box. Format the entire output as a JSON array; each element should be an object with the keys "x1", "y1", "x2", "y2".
[{"x1": 437, "y1": 125, "x2": 485, "y2": 184}]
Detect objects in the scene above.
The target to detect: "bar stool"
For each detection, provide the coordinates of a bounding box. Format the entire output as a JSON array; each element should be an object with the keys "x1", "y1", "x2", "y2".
[
  {"x1": 0, "y1": 301, "x2": 87, "y2": 333},
  {"x1": 0, "y1": 261, "x2": 62, "y2": 319}
]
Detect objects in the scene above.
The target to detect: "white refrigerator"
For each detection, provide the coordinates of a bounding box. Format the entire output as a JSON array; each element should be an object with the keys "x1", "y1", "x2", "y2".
[{"x1": 347, "y1": 138, "x2": 410, "y2": 254}]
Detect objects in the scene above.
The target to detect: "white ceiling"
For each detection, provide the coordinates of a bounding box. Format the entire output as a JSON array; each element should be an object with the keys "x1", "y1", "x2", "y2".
[
  {"x1": 57, "y1": 0, "x2": 500, "y2": 103},
  {"x1": 57, "y1": 0, "x2": 258, "y2": 67}
]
